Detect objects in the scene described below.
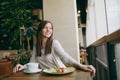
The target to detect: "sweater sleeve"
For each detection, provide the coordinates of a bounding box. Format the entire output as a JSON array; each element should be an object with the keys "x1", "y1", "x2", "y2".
[{"x1": 53, "y1": 39, "x2": 77, "y2": 66}]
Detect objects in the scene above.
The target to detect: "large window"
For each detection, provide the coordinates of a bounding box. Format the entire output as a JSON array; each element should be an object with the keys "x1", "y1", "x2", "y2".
[{"x1": 105, "y1": 0, "x2": 120, "y2": 34}]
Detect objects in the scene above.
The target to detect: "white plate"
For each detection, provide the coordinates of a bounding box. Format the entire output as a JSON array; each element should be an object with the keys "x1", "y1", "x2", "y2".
[
  {"x1": 43, "y1": 67, "x2": 75, "y2": 75},
  {"x1": 24, "y1": 69, "x2": 42, "y2": 74}
]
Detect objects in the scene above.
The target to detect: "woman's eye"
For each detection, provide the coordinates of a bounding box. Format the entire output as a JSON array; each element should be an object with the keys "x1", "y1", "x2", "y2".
[{"x1": 49, "y1": 27, "x2": 52, "y2": 29}]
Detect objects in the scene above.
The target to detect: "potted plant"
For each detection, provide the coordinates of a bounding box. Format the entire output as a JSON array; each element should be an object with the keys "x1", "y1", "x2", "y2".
[
  {"x1": 6, "y1": 26, "x2": 37, "y2": 67},
  {"x1": 0, "y1": 0, "x2": 40, "y2": 66},
  {"x1": 10, "y1": 49, "x2": 31, "y2": 67},
  {"x1": 0, "y1": 0, "x2": 34, "y2": 49}
]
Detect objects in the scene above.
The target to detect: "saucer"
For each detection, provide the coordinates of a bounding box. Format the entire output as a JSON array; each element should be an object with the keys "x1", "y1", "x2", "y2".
[{"x1": 24, "y1": 69, "x2": 42, "y2": 74}]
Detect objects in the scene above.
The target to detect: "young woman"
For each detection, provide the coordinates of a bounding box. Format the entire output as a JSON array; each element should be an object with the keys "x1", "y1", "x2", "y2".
[{"x1": 13, "y1": 20, "x2": 96, "y2": 78}]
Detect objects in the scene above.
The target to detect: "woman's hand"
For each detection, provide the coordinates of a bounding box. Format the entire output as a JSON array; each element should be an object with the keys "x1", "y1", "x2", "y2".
[
  {"x1": 74, "y1": 63, "x2": 96, "y2": 78},
  {"x1": 13, "y1": 64, "x2": 25, "y2": 73},
  {"x1": 81, "y1": 65, "x2": 96, "y2": 78}
]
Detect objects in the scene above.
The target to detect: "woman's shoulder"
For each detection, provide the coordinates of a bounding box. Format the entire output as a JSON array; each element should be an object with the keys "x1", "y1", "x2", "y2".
[
  {"x1": 52, "y1": 39, "x2": 63, "y2": 50},
  {"x1": 52, "y1": 39, "x2": 61, "y2": 46},
  {"x1": 53, "y1": 39, "x2": 59, "y2": 44},
  {"x1": 53, "y1": 39, "x2": 58, "y2": 42}
]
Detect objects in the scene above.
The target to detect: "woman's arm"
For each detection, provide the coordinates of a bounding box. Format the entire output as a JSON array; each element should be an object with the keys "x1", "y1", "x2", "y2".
[
  {"x1": 13, "y1": 64, "x2": 26, "y2": 73},
  {"x1": 73, "y1": 62, "x2": 96, "y2": 78},
  {"x1": 53, "y1": 39, "x2": 96, "y2": 78},
  {"x1": 53, "y1": 39, "x2": 77, "y2": 66}
]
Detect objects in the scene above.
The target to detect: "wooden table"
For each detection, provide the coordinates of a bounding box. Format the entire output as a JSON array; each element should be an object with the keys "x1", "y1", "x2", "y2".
[{"x1": 0, "y1": 70, "x2": 92, "y2": 80}]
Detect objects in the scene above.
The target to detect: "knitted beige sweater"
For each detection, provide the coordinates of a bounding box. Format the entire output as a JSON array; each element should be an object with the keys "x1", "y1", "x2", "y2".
[{"x1": 30, "y1": 39, "x2": 77, "y2": 69}]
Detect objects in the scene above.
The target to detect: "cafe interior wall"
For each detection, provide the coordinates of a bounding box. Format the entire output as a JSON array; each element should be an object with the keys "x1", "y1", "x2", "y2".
[{"x1": 43, "y1": 0, "x2": 80, "y2": 62}]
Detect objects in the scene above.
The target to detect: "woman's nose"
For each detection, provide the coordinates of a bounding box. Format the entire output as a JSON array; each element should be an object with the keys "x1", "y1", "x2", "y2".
[{"x1": 46, "y1": 28, "x2": 49, "y2": 31}]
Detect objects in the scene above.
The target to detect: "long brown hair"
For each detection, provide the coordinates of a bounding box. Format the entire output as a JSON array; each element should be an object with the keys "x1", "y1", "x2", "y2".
[{"x1": 36, "y1": 20, "x2": 53, "y2": 56}]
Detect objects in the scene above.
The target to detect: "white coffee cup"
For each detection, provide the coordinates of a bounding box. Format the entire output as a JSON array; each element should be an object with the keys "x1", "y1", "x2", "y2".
[{"x1": 26, "y1": 63, "x2": 39, "y2": 72}]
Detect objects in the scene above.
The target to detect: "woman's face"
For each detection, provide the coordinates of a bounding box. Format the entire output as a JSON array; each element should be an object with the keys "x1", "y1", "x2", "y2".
[{"x1": 42, "y1": 23, "x2": 53, "y2": 38}]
